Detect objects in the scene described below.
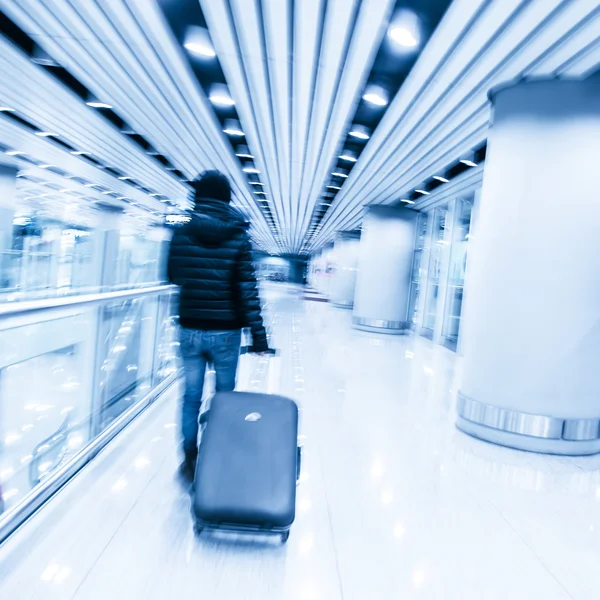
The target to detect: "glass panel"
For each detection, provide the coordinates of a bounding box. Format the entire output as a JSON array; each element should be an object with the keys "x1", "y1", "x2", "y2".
[
  {"x1": 407, "y1": 212, "x2": 429, "y2": 327},
  {"x1": 0, "y1": 312, "x2": 96, "y2": 514},
  {"x1": 442, "y1": 197, "x2": 474, "y2": 346},
  {"x1": 0, "y1": 288, "x2": 176, "y2": 520},
  {"x1": 422, "y1": 206, "x2": 449, "y2": 332},
  {"x1": 96, "y1": 296, "x2": 158, "y2": 431},
  {"x1": 153, "y1": 292, "x2": 180, "y2": 385}
]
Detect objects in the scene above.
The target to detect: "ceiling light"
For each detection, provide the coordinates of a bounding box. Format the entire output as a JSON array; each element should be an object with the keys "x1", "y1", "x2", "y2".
[
  {"x1": 416, "y1": 189, "x2": 430, "y2": 195},
  {"x1": 339, "y1": 151, "x2": 357, "y2": 162},
  {"x1": 30, "y1": 44, "x2": 59, "y2": 67},
  {"x1": 327, "y1": 185, "x2": 341, "y2": 190},
  {"x1": 460, "y1": 159, "x2": 478, "y2": 167},
  {"x1": 35, "y1": 131, "x2": 57, "y2": 137},
  {"x1": 223, "y1": 119, "x2": 244, "y2": 137},
  {"x1": 119, "y1": 176, "x2": 133, "y2": 181},
  {"x1": 71, "y1": 150, "x2": 91, "y2": 156},
  {"x1": 433, "y1": 175, "x2": 449, "y2": 183},
  {"x1": 254, "y1": 191, "x2": 267, "y2": 195},
  {"x1": 235, "y1": 145, "x2": 253, "y2": 159},
  {"x1": 389, "y1": 9, "x2": 420, "y2": 49},
  {"x1": 362, "y1": 85, "x2": 388, "y2": 107},
  {"x1": 0, "y1": 106, "x2": 15, "y2": 112},
  {"x1": 84, "y1": 183, "x2": 96, "y2": 188},
  {"x1": 389, "y1": 27, "x2": 418, "y2": 47},
  {"x1": 184, "y1": 26, "x2": 216, "y2": 58},
  {"x1": 39, "y1": 164, "x2": 54, "y2": 169},
  {"x1": 86, "y1": 100, "x2": 113, "y2": 109},
  {"x1": 332, "y1": 170, "x2": 348, "y2": 178},
  {"x1": 249, "y1": 181, "x2": 264, "y2": 186},
  {"x1": 401, "y1": 199, "x2": 415, "y2": 205},
  {"x1": 5, "y1": 150, "x2": 25, "y2": 156},
  {"x1": 243, "y1": 163, "x2": 260, "y2": 174},
  {"x1": 349, "y1": 125, "x2": 370, "y2": 140},
  {"x1": 150, "y1": 193, "x2": 161, "y2": 197},
  {"x1": 209, "y1": 84, "x2": 235, "y2": 107}
]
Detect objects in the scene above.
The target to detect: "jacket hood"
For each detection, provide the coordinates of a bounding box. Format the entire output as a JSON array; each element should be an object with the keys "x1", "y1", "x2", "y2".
[{"x1": 184, "y1": 197, "x2": 248, "y2": 244}]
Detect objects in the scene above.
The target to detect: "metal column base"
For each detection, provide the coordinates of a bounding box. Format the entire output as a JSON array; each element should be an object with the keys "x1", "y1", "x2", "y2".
[
  {"x1": 456, "y1": 393, "x2": 600, "y2": 456},
  {"x1": 352, "y1": 317, "x2": 410, "y2": 335},
  {"x1": 332, "y1": 301, "x2": 353, "y2": 309}
]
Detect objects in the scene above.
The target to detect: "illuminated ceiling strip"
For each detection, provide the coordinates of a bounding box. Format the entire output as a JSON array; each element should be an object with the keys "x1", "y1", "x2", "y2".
[{"x1": 291, "y1": 0, "x2": 395, "y2": 252}]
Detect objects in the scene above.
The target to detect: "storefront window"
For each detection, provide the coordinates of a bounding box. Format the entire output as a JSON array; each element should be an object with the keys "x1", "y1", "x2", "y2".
[
  {"x1": 422, "y1": 205, "x2": 449, "y2": 333},
  {"x1": 442, "y1": 197, "x2": 473, "y2": 349},
  {"x1": 407, "y1": 212, "x2": 429, "y2": 327}
]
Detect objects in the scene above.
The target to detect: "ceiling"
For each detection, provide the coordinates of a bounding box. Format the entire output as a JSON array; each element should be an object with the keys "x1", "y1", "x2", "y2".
[{"x1": 0, "y1": 0, "x2": 599, "y2": 255}]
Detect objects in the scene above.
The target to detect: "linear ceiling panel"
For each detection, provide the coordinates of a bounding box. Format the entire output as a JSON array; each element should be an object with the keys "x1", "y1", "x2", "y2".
[
  {"x1": 1, "y1": 0, "x2": 275, "y2": 249},
  {"x1": 2, "y1": 0, "x2": 597, "y2": 254},
  {"x1": 310, "y1": 0, "x2": 600, "y2": 250}
]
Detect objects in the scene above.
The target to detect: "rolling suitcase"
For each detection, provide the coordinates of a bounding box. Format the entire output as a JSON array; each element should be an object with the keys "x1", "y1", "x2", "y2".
[{"x1": 192, "y1": 390, "x2": 300, "y2": 543}]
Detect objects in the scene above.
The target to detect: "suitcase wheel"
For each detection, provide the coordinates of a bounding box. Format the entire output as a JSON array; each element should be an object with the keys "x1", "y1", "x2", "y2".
[
  {"x1": 281, "y1": 530, "x2": 290, "y2": 544},
  {"x1": 193, "y1": 521, "x2": 204, "y2": 537}
]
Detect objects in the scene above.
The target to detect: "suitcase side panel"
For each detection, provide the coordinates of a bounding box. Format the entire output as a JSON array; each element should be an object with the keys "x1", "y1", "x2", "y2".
[{"x1": 193, "y1": 392, "x2": 299, "y2": 529}]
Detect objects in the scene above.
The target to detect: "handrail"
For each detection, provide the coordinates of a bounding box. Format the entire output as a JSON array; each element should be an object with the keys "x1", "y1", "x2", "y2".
[{"x1": 0, "y1": 284, "x2": 178, "y2": 320}]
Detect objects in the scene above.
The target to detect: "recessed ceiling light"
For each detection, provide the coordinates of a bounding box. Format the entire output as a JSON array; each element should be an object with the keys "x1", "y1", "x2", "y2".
[
  {"x1": 5, "y1": 150, "x2": 25, "y2": 156},
  {"x1": 460, "y1": 159, "x2": 478, "y2": 167},
  {"x1": 389, "y1": 26, "x2": 418, "y2": 47},
  {"x1": 71, "y1": 150, "x2": 91, "y2": 156},
  {"x1": 349, "y1": 125, "x2": 370, "y2": 140},
  {"x1": 35, "y1": 131, "x2": 58, "y2": 137},
  {"x1": 433, "y1": 175, "x2": 449, "y2": 183},
  {"x1": 363, "y1": 85, "x2": 388, "y2": 107},
  {"x1": 223, "y1": 119, "x2": 244, "y2": 137},
  {"x1": 235, "y1": 145, "x2": 253, "y2": 159},
  {"x1": 243, "y1": 165, "x2": 260, "y2": 174},
  {"x1": 184, "y1": 26, "x2": 216, "y2": 58},
  {"x1": 84, "y1": 183, "x2": 96, "y2": 188},
  {"x1": 119, "y1": 176, "x2": 133, "y2": 181},
  {"x1": 339, "y1": 152, "x2": 357, "y2": 162},
  {"x1": 401, "y1": 199, "x2": 415, "y2": 204},
  {"x1": 87, "y1": 101, "x2": 113, "y2": 109},
  {"x1": 254, "y1": 191, "x2": 267, "y2": 195},
  {"x1": 332, "y1": 171, "x2": 348, "y2": 178},
  {"x1": 327, "y1": 185, "x2": 341, "y2": 190},
  {"x1": 415, "y1": 189, "x2": 430, "y2": 195},
  {"x1": 249, "y1": 181, "x2": 264, "y2": 186},
  {"x1": 209, "y1": 84, "x2": 235, "y2": 106},
  {"x1": 184, "y1": 42, "x2": 216, "y2": 57},
  {"x1": 0, "y1": 106, "x2": 15, "y2": 112}
]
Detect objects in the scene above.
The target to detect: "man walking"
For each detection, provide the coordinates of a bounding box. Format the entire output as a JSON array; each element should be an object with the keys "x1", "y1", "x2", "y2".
[{"x1": 168, "y1": 170, "x2": 269, "y2": 482}]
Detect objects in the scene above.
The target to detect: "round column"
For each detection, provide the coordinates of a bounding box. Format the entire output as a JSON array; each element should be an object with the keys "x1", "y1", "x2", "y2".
[
  {"x1": 353, "y1": 206, "x2": 417, "y2": 334},
  {"x1": 330, "y1": 233, "x2": 360, "y2": 308},
  {"x1": 457, "y1": 78, "x2": 600, "y2": 455}
]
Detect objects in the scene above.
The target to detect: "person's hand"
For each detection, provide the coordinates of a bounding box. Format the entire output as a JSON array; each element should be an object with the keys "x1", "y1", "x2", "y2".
[{"x1": 249, "y1": 346, "x2": 277, "y2": 356}]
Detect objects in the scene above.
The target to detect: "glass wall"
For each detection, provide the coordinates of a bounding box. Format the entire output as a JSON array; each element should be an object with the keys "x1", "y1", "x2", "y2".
[
  {"x1": 0, "y1": 287, "x2": 179, "y2": 531},
  {"x1": 0, "y1": 214, "x2": 167, "y2": 302},
  {"x1": 407, "y1": 212, "x2": 430, "y2": 328},
  {"x1": 421, "y1": 205, "x2": 449, "y2": 336},
  {"x1": 442, "y1": 197, "x2": 474, "y2": 350},
  {"x1": 409, "y1": 193, "x2": 476, "y2": 351}
]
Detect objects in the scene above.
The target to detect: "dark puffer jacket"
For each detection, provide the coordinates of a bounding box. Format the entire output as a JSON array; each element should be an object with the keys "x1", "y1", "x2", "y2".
[{"x1": 167, "y1": 197, "x2": 268, "y2": 352}]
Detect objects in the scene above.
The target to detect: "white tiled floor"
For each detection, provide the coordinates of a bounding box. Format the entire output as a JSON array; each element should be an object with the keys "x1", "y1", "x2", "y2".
[{"x1": 2, "y1": 283, "x2": 600, "y2": 599}]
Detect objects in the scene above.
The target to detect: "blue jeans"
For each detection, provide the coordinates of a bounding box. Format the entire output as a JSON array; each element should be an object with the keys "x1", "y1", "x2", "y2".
[{"x1": 179, "y1": 328, "x2": 241, "y2": 454}]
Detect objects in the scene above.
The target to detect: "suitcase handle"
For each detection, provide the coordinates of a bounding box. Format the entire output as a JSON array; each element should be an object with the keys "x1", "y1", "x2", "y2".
[{"x1": 240, "y1": 346, "x2": 279, "y2": 356}]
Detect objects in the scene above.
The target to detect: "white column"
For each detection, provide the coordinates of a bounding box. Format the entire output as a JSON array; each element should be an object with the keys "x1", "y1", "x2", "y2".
[
  {"x1": 457, "y1": 78, "x2": 600, "y2": 455},
  {"x1": 330, "y1": 233, "x2": 360, "y2": 308},
  {"x1": 353, "y1": 206, "x2": 417, "y2": 334}
]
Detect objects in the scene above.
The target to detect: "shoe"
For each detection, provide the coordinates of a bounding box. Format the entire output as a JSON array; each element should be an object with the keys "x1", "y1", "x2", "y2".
[{"x1": 178, "y1": 450, "x2": 197, "y2": 487}]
